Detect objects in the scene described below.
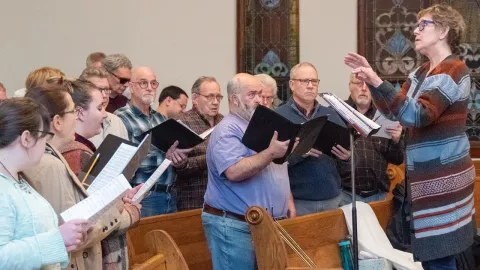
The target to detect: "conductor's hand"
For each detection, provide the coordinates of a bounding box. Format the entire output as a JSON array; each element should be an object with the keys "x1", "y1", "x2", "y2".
[
  {"x1": 344, "y1": 52, "x2": 383, "y2": 88},
  {"x1": 266, "y1": 131, "x2": 290, "y2": 159},
  {"x1": 332, "y1": 144, "x2": 351, "y2": 161},
  {"x1": 166, "y1": 140, "x2": 192, "y2": 168}
]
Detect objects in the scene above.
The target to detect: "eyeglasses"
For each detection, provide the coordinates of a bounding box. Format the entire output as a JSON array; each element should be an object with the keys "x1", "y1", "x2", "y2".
[
  {"x1": 62, "y1": 108, "x2": 77, "y2": 115},
  {"x1": 98, "y1": 88, "x2": 112, "y2": 95},
  {"x1": 131, "y1": 80, "x2": 159, "y2": 89},
  {"x1": 32, "y1": 130, "x2": 55, "y2": 142},
  {"x1": 261, "y1": 95, "x2": 274, "y2": 102},
  {"x1": 349, "y1": 81, "x2": 365, "y2": 87},
  {"x1": 108, "y1": 70, "x2": 130, "y2": 85},
  {"x1": 291, "y1": 78, "x2": 320, "y2": 86},
  {"x1": 197, "y1": 93, "x2": 224, "y2": 102},
  {"x1": 172, "y1": 99, "x2": 187, "y2": 110},
  {"x1": 415, "y1": 20, "x2": 435, "y2": 31}
]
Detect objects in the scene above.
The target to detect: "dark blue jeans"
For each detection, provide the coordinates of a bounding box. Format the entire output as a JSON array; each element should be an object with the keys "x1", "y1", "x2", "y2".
[
  {"x1": 140, "y1": 191, "x2": 177, "y2": 218},
  {"x1": 421, "y1": 255, "x2": 456, "y2": 270}
]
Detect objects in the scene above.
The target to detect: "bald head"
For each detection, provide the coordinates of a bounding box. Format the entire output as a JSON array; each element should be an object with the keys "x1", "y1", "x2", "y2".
[
  {"x1": 130, "y1": 66, "x2": 158, "y2": 107},
  {"x1": 227, "y1": 73, "x2": 261, "y2": 98},
  {"x1": 132, "y1": 67, "x2": 155, "y2": 81},
  {"x1": 227, "y1": 73, "x2": 262, "y2": 120}
]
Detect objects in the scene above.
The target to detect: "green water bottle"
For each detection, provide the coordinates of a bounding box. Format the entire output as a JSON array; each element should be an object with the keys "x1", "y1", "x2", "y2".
[{"x1": 339, "y1": 239, "x2": 353, "y2": 270}]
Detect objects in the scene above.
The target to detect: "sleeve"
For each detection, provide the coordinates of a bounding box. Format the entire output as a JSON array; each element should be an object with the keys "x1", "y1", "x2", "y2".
[
  {"x1": 385, "y1": 136, "x2": 405, "y2": 166},
  {"x1": 175, "y1": 140, "x2": 208, "y2": 177},
  {"x1": 212, "y1": 132, "x2": 251, "y2": 176},
  {"x1": 369, "y1": 64, "x2": 470, "y2": 128},
  {"x1": 0, "y1": 192, "x2": 68, "y2": 269}
]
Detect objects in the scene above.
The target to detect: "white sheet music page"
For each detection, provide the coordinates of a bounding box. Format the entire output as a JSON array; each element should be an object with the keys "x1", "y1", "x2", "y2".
[
  {"x1": 199, "y1": 126, "x2": 215, "y2": 139},
  {"x1": 86, "y1": 143, "x2": 137, "y2": 194},
  {"x1": 61, "y1": 174, "x2": 131, "y2": 222},
  {"x1": 132, "y1": 159, "x2": 172, "y2": 203},
  {"x1": 371, "y1": 111, "x2": 400, "y2": 139},
  {"x1": 320, "y1": 93, "x2": 380, "y2": 137}
]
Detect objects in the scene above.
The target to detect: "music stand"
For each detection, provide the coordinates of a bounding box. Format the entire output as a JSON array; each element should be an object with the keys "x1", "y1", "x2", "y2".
[{"x1": 319, "y1": 93, "x2": 380, "y2": 270}]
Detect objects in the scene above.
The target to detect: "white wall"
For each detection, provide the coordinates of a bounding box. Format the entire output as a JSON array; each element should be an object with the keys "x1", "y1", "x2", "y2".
[
  {"x1": 0, "y1": 0, "x2": 356, "y2": 113},
  {"x1": 300, "y1": 0, "x2": 357, "y2": 100}
]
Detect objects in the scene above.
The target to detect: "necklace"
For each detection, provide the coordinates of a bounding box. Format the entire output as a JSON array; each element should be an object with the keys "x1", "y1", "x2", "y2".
[{"x1": 0, "y1": 160, "x2": 19, "y2": 182}]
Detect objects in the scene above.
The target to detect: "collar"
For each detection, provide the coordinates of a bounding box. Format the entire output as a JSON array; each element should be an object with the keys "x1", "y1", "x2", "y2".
[
  {"x1": 75, "y1": 133, "x2": 97, "y2": 152},
  {"x1": 128, "y1": 102, "x2": 162, "y2": 119},
  {"x1": 192, "y1": 106, "x2": 222, "y2": 127},
  {"x1": 289, "y1": 98, "x2": 319, "y2": 118}
]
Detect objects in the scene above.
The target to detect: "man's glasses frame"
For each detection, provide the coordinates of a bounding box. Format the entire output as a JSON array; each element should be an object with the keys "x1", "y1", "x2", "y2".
[
  {"x1": 107, "y1": 70, "x2": 130, "y2": 85},
  {"x1": 291, "y1": 78, "x2": 320, "y2": 86},
  {"x1": 197, "y1": 93, "x2": 224, "y2": 102},
  {"x1": 130, "y1": 80, "x2": 160, "y2": 89}
]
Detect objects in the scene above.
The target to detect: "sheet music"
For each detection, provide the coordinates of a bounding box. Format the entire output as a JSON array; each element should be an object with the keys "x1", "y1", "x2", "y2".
[
  {"x1": 199, "y1": 126, "x2": 215, "y2": 139},
  {"x1": 132, "y1": 159, "x2": 172, "y2": 203},
  {"x1": 87, "y1": 135, "x2": 150, "y2": 195},
  {"x1": 320, "y1": 93, "x2": 380, "y2": 137},
  {"x1": 61, "y1": 174, "x2": 131, "y2": 222},
  {"x1": 371, "y1": 111, "x2": 400, "y2": 139},
  {"x1": 86, "y1": 143, "x2": 137, "y2": 194}
]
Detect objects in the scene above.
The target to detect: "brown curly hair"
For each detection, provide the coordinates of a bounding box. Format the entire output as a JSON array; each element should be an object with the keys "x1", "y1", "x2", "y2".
[{"x1": 418, "y1": 4, "x2": 466, "y2": 51}]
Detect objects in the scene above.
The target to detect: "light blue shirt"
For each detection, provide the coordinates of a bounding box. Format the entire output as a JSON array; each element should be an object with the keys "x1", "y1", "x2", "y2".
[
  {"x1": 0, "y1": 173, "x2": 68, "y2": 269},
  {"x1": 204, "y1": 113, "x2": 290, "y2": 218}
]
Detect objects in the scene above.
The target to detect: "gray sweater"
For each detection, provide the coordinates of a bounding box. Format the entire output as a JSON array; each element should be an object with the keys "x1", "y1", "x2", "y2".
[{"x1": 275, "y1": 98, "x2": 348, "y2": 201}]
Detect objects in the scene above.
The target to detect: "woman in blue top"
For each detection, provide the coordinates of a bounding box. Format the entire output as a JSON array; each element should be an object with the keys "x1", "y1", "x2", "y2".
[{"x1": 0, "y1": 98, "x2": 89, "y2": 269}]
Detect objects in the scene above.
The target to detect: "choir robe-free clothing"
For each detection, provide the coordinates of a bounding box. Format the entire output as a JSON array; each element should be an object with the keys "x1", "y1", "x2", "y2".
[{"x1": 369, "y1": 55, "x2": 475, "y2": 261}]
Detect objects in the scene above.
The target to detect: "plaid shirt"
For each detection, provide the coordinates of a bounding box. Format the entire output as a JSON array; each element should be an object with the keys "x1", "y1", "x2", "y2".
[
  {"x1": 175, "y1": 107, "x2": 224, "y2": 210},
  {"x1": 114, "y1": 103, "x2": 175, "y2": 186},
  {"x1": 341, "y1": 100, "x2": 404, "y2": 193}
]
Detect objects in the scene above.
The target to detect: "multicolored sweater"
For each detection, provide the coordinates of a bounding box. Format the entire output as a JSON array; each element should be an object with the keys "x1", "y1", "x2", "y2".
[{"x1": 369, "y1": 55, "x2": 475, "y2": 261}]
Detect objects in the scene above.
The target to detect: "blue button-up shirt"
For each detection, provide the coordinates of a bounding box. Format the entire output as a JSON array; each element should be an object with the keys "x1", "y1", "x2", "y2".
[{"x1": 115, "y1": 103, "x2": 174, "y2": 186}]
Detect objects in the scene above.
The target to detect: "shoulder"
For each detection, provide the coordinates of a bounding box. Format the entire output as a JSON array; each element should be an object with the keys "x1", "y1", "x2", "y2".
[
  {"x1": 23, "y1": 152, "x2": 64, "y2": 181},
  {"x1": 213, "y1": 115, "x2": 245, "y2": 138},
  {"x1": 114, "y1": 105, "x2": 132, "y2": 117},
  {"x1": 275, "y1": 103, "x2": 292, "y2": 114}
]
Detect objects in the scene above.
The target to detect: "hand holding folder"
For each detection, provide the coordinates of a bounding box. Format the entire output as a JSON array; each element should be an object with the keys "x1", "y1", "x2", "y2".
[
  {"x1": 242, "y1": 105, "x2": 328, "y2": 164},
  {"x1": 142, "y1": 119, "x2": 215, "y2": 152}
]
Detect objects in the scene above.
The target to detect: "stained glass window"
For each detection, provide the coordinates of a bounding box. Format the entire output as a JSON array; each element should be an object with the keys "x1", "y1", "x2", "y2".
[
  {"x1": 237, "y1": 0, "x2": 299, "y2": 103},
  {"x1": 358, "y1": 0, "x2": 480, "y2": 141}
]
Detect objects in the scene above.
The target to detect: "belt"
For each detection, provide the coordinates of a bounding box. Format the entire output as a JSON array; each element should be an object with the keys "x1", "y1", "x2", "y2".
[
  {"x1": 203, "y1": 204, "x2": 288, "y2": 222},
  {"x1": 343, "y1": 186, "x2": 379, "y2": 198},
  {"x1": 132, "y1": 183, "x2": 173, "y2": 193}
]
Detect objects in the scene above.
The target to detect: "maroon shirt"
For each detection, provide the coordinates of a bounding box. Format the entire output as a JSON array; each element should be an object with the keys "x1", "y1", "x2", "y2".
[{"x1": 106, "y1": 95, "x2": 128, "y2": 113}]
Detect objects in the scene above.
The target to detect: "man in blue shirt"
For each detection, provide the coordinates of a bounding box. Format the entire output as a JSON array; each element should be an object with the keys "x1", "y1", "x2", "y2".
[
  {"x1": 203, "y1": 73, "x2": 295, "y2": 270},
  {"x1": 276, "y1": 62, "x2": 351, "y2": 216},
  {"x1": 115, "y1": 67, "x2": 189, "y2": 217}
]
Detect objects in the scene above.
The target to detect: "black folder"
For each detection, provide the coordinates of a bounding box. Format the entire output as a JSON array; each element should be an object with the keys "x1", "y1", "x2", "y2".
[
  {"x1": 141, "y1": 119, "x2": 205, "y2": 153},
  {"x1": 242, "y1": 105, "x2": 328, "y2": 164},
  {"x1": 78, "y1": 134, "x2": 151, "y2": 187},
  {"x1": 312, "y1": 120, "x2": 350, "y2": 158}
]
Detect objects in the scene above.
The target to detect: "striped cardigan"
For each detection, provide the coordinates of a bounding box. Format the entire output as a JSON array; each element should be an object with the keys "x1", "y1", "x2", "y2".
[{"x1": 370, "y1": 55, "x2": 475, "y2": 261}]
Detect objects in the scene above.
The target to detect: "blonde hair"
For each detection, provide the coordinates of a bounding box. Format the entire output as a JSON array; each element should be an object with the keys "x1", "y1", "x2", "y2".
[
  {"x1": 290, "y1": 62, "x2": 318, "y2": 79},
  {"x1": 25, "y1": 67, "x2": 65, "y2": 89},
  {"x1": 418, "y1": 4, "x2": 466, "y2": 50},
  {"x1": 86, "y1": 52, "x2": 106, "y2": 67}
]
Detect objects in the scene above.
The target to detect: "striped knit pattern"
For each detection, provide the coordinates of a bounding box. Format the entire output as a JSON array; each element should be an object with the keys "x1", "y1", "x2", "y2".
[{"x1": 371, "y1": 55, "x2": 475, "y2": 261}]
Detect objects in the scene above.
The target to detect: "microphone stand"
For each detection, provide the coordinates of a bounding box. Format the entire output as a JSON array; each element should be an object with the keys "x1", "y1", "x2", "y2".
[{"x1": 349, "y1": 125, "x2": 358, "y2": 270}]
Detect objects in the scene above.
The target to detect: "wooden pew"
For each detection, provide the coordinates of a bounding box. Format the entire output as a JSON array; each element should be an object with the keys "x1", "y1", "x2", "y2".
[
  {"x1": 130, "y1": 229, "x2": 188, "y2": 270},
  {"x1": 127, "y1": 161, "x2": 480, "y2": 269},
  {"x1": 247, "y1": 200, "x2": 392, "y2": 269},
  {"x1": 127, "y1": 209, "x2": 211, "y2": 270}
]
